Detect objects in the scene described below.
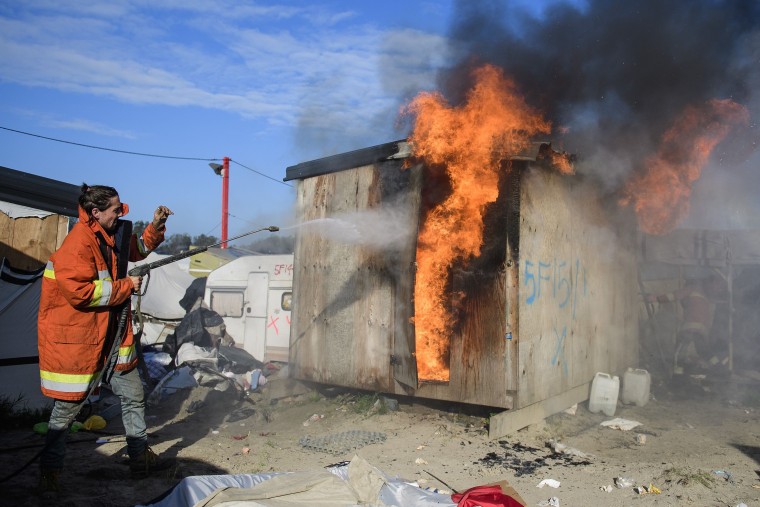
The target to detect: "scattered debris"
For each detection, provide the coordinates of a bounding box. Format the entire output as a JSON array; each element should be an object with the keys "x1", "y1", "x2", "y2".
[
  {"x1": 712, "y1": 470, "x2": 734, "y2": 483},
  {"x1": 600, "y1": 485, "x2": 613, "y2": 492},
  {"x1": 95, "y1": 434, "x2": 126, "y2": 444},
  {"x1": 477, "y1": 440, "x2": 591, "y2": 477},
  {"x1": 303, "y1": 413, "x2": 324, "y2": 426},
  {"x1": 600, "y1": 418, "x2": 642, "y2": 431},
  {"x1": 636, "y1": 433, "x2": 647, "y2": 445},
  {"x1": 614, "y1": 477, "x2": 634, "y2": 489},
  {"x1": 537, "y1": 479, "x2": 560, "y2": 488},
  {"x1": 299, "y1": 430, "x2": 386, "y2": 455},
  {"x1": 634, "y1": 483, "x2": 661, "y2": 495},
  {"x1": 537, "y1": 496, "x2": 560, "y2": 507},
  {"x1": 547, "y1": 439, "x2": 594, "y2": 459},
  {"x1": 415, "y1": 457, "x2": 428, "y2": 465}
]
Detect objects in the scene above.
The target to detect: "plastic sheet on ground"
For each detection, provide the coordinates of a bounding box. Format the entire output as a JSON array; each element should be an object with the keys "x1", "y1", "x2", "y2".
[
  {"x1": 137, "y1": 455, "x2": 460, "y2": 507},
  {"x1": 147, "y1": 366, "x2": 198, "y2": 406}
]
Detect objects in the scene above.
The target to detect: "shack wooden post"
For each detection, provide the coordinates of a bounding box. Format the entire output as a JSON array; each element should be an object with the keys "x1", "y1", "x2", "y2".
[{"x1": 285, "y1": 140, "x2": 639, "y2": 437}]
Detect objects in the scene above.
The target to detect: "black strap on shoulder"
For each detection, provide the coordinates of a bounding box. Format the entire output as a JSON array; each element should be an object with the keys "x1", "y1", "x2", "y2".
[
  {"x1": 94, "y1": 231, "x2": 112, "y2": 275},
  {"x1": 95, "y1": 220, "x2": 134, "y2": 364},
  {"x1": 94, "y1": 220, "x2": 133, "y2": 279},
  {"x1": 113, "y1": 219, "x2": 132, "y2": 278}
]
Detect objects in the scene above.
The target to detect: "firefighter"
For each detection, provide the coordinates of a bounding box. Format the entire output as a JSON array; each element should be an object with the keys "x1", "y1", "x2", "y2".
[
  {"x1": 645, "y1": 274, "x2": 725, "y2": 375},
  {"x1": 37, "y1": 184, "x2": 174, "y2": 496}
]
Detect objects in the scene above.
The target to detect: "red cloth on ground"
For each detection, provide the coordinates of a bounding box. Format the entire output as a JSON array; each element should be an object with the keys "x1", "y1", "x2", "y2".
[{"x1": 452, "y1": 485, "x2": 524, "y2": 507}]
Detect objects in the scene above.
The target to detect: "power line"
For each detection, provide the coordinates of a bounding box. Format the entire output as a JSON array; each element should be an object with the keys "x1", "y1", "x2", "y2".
[
  {"x1": 1, "y1": 126, "x2": 293, "y2": 187},
  {"x1": 205, "y1": 222, "x2": 221, "y2": 235},
  {"x1": 0, "y1": 125, "x2": 294, "y2": 225},
  {"x1": 0, "y1": 125, "x2": 219, "y2": 161},
  {"x1": 230, "y1": 158, "x2": 292, "y2": 187}
]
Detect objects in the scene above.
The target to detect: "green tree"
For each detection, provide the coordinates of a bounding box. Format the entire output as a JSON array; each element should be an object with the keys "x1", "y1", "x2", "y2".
[
  {"x1": 132, "y1": 220, "x2": 148, "y2": 238},
  {"x1": 192, "y1": 234, "x2": 218, "y2": 248},
  {"x1": 156, "y1": 233, "x2": 192, "y2": 255}
]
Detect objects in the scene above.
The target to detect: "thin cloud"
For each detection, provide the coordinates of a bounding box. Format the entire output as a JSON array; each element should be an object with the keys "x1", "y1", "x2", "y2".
[
  {"x1": 6, "y1": 107, "x2": 137, "y2": 138},
  {"x1": 0, "y1": 1, "x2": 445, "y2": 141},
  {"x1": 48, "y1": 119, "x2": 137, "y2": 139}
]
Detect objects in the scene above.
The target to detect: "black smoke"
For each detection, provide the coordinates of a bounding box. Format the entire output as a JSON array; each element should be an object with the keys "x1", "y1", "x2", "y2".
[{"x1": 440, "y1": 0, "x2": 760, "y2": 198}]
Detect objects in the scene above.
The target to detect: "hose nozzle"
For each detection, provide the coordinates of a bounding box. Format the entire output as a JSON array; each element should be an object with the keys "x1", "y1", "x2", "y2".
[{"x1": 267, "y1": 226, "x2": 280, "y2": 232}]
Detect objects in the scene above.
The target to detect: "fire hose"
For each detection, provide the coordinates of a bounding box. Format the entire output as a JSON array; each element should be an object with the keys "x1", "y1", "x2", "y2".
[{"x1": 129, "y1": 225, "x2": 279, "y2": 334}]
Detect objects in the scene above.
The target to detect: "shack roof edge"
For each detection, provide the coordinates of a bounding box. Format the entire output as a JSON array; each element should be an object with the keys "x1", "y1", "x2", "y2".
[
  {"x1": 284, "y1": 140, "x2": 558, "y2": 181},
  {"x1": 0, "y1": 165, "x2": 80, "y2": 217}
]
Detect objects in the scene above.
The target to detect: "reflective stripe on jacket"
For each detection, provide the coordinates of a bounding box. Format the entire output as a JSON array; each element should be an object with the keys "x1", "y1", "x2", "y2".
[{"x1": 38, "y1": 206, "x2": 164, "y2": 401}]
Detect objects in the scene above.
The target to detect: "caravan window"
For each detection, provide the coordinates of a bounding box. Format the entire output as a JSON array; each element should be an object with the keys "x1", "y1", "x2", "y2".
[
  {"x1": 281, "y1": 292, "x2": 292, "y2": 311},
  {"x1": 210, "y1": 291, "x2": 244, "y2": 317}
]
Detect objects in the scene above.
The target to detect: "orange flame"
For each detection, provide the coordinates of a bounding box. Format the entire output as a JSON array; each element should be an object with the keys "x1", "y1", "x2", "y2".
[
  {"x1": 620, "y1": 99, "x2": 749, "y2": 235},
  {"x1": 402, "y1": 64, "x2": 552, "y2": 381}
]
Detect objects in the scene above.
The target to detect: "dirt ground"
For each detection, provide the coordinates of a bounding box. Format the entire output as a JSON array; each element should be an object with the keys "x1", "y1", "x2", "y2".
[{"x1": 2, "y1": 365, "x2": 759, "y2": 507}]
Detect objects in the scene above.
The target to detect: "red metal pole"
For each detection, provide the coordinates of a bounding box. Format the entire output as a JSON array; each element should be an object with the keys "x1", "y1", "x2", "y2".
[{"x1": 221, "y1": 156, "x2": 229, "y2": 249}]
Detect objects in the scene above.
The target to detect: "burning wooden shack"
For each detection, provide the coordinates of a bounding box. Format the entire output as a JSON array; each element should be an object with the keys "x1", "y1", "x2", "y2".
[{"x1": 284, "y1": 139, "x2": 639, "y2": 435}]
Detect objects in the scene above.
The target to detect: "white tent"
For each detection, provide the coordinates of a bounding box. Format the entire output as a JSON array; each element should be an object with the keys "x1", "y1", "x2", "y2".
[{"x1": 129, "y1": 252, "x2": 196, "y2": 320}]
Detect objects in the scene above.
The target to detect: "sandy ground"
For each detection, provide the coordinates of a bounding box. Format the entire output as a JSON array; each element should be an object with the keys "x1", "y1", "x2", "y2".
[{"x1": 2, "y1": 366, "x2": 759, "y2": 507}]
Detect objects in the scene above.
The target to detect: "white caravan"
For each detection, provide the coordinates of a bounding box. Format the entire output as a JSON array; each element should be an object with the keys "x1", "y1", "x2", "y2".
[{"x1": 203, "y1": 254, "x2": 293, "y2": 362}]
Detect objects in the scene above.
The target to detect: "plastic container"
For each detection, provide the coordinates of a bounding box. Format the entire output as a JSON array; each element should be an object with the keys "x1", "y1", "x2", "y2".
[
  {"x1": 588, "y1": 372, "x2": 620, "y2": 416},
  {"x1": 621, "y1": 368, "x2": 651, "y2": 407}
]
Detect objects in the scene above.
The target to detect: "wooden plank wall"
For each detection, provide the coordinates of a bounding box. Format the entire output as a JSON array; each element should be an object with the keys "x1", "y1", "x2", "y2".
[
  {"x1": 290, "y1": 162, "x2": 412, "y2": 391},
  {"x1": 414, "y1": 265, "x2": 511, "y2": 407},
  {"x1": 0, "y1": 211, "x2": 69, "y2": 270},
  {"x1": 515, "y1": 167, "x2": 638, "y2": 408}
]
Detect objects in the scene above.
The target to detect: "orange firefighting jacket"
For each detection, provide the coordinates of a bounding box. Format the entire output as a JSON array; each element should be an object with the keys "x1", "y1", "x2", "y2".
[
  {"x1": 38, "y1": 205, "x2": 164, "y2": 401},
  {"x1": 657, "y1": 286, "x2": 715, "y2": 338}
]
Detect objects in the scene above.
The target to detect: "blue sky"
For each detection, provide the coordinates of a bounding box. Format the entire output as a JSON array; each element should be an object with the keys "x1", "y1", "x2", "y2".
[
  {"x1": 2, "y1": 0, "x2": 759, "y2": 238},
  {"x1": 0, "y1": 1, "x2": 458, "y2": 237}
]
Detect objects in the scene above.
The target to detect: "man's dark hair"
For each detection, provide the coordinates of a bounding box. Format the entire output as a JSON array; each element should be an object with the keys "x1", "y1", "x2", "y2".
[{"x1": 79, "y1": 183, "x2": 118, "y2": 215}]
